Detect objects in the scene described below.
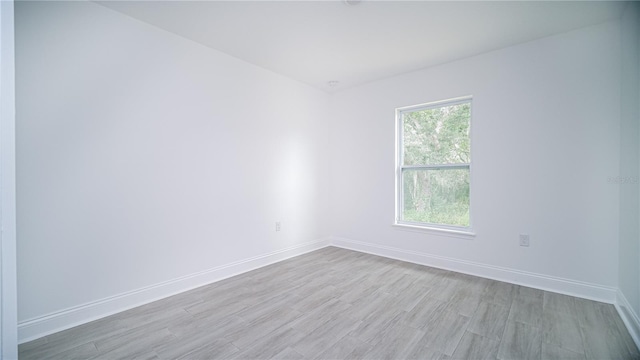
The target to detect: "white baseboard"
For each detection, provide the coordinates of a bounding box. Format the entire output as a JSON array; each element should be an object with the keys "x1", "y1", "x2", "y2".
[
  {"x1": 331, "y1": 236, "x2": 617, "y2": 304},
  {"x1": 18, "y1": 238, "x2": 331, "y2": 344},
  {"x1": 616, "y1": 289, "x2": 640, "y2": 350},
  {"x1": 18, "y1": 236, "x2": 629, "y2": 346}
]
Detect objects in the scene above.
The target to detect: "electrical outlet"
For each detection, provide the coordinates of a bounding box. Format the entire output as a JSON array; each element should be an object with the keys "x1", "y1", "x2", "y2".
[
  {"x1": 519, "y1": 234, "x2": 530, "y2": 247},
  {"x1": 275, "y1": 222, "x2": 281, "y2": 232}
]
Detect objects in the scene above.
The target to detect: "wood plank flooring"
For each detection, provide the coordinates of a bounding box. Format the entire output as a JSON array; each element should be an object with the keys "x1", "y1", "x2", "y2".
[{"x1": 19, "y1": 247, "x2": 639, "y2": 359}]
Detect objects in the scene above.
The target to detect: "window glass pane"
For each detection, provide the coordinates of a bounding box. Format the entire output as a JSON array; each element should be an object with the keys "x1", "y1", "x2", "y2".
[
  {"x1": 402, "y1": 168, "x2": 469, "y2": 227},
  {"x1": 402, "y1": 102, "x2": 470, "y2": 166}
]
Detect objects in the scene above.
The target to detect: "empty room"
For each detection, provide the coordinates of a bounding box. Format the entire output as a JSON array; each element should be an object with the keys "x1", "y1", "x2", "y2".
[{"x1": 1, "y1": 0, "x2": 640, "y2": 359}]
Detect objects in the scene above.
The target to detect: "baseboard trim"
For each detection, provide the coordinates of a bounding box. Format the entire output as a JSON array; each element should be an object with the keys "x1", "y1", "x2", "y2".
[
  {"x1": 331, "y1": 237, "x2": 617, "y2": 304},
  {"x1": 18, "y1": 238, "x2": 331, "y2": 344},
  {"x1": 17, "y1": 236, "x2": 626, "y2": 345},
  {"x1": 616, "y1": 289, "x2": 640, "y2": 350}
]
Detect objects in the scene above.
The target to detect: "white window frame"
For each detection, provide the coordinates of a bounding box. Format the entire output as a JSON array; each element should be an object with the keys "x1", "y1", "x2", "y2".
[{"x1": 394, "y1": 96, "x2": 475, "y2": 238}]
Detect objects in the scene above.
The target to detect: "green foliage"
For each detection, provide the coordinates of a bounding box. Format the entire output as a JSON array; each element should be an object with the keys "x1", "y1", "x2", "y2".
[
  {"x1": 401, "y1": 102, "x2": 471, "y2": 227},
  {"x1": 403, "y1": 206, "x2": 469, "y2": 227},
  {"x1": 403, "y1": 103, "x2": 470, "y2": 166}
]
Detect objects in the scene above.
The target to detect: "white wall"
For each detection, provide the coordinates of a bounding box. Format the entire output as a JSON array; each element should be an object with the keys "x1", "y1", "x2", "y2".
[
  {"x1": 16, "y1": 1, "x2": 329, "y2": 324},
  {"x1": 1, "y1": 0, "x2": 18, "y2": 357},
  {"x1": 619, "y1": 0, "x2": 640, "y2": 336},
  {"x1": 15, "y1": 0, "x2": 636, "y2": 345},
  {"x1": 329, "y1": 21, "x2": 622, "y2": 291}
]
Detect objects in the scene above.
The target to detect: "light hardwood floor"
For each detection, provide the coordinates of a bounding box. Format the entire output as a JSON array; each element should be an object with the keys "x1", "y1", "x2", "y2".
[{"x1": 19, "y1": 247, "x2": 640, "y2": 359}]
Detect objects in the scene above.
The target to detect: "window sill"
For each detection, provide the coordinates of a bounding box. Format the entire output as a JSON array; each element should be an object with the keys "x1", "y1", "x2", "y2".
[{"x1": 392, "y1": 223, "x2": 476, "y2": 240}]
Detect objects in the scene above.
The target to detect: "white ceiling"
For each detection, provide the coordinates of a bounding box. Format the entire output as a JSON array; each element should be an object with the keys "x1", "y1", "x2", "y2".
[{"x1": 97, "y1": 1, "x2": 626, "y2": 92}]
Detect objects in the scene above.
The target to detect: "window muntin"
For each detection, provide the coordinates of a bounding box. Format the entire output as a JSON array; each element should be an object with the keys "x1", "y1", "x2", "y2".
[{"x1": 396, "y1": 97, "x2": 471, "y2": 230}]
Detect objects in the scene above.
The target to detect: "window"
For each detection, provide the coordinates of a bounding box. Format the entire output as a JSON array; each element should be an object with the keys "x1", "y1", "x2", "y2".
[{"x1": 395, "y1": 97, "x2": 472, "y2": 232}]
